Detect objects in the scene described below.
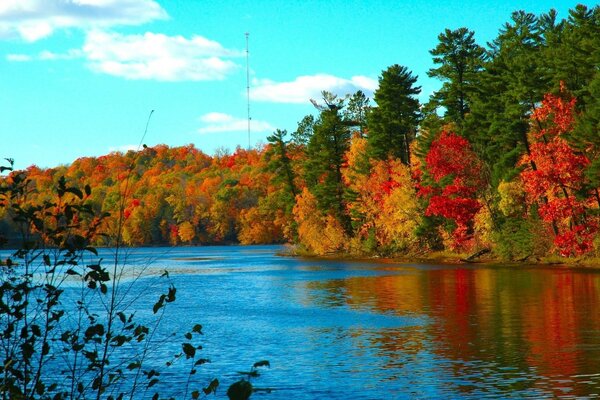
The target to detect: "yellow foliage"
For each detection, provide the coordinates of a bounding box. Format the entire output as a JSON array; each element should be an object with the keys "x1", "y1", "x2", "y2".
[
  {"x1": 293, "y1": 188, "x2": 347, "y2": 255},
  {"x1": 178, "y1": 221, "x2": 195, "y2": 243},
  {"x1": 342, "y1": 136, "x2": 369, "y2": 191},
  {"x1": 344, "y1": 156, "x2": 420, "y2": 252},
  {"x1": 498, "y1": 180, "x2": 526, "y2": 217},
  {"x1": 473, "y1": 206, "x2": 493, "y2": 249},
  {"x1": 377, "y1": 171, "x2": 420, "y2": 251}
]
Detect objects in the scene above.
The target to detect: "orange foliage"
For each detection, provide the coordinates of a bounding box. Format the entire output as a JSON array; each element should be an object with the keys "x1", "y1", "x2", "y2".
[
  {"x1": 343, "y1": 137, "x2": 420, "y2": 252},
  {"x1": 293, "y1": 188, "x2": 347, "y2": 254}
]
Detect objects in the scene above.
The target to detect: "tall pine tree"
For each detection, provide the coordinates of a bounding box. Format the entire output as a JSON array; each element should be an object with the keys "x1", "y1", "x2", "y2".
[
  {"x1": 367, "y1": 65, "x2": 421, "y2": 165},
  {"x1": 427, "y1": 27, "x2": 485, "y2": 125}
]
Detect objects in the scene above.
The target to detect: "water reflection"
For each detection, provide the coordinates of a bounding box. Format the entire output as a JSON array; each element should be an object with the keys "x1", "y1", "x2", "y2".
[
  {"x1": 8, "y1": 244, "x2": 600, "y2": 398},
  {"x1": 304, "y1": 266, "x2": 600, "y2": 398}
]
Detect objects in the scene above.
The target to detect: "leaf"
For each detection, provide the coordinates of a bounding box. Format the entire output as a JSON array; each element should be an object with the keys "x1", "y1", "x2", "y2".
[
  {"x1": 166, "y1": 285, "x2": 176, "y2": 302},
  {"x1": 66, "y1": 269, "x2": 81, "y2": 276},
  {"x1": 202, "y1": 379, "x2": 219, "y2": 395},
  {"x1": 117, "y1": 312, "x2": 126, "y2": 323},
  {"x1": 182, "y1": 343, "x2": 196, "y2": 359},
  {"x1": 127, "y1": 361, "x2": 141, "y2": 370},
  {"x1": 67, "y1": 187, "x2": 84, "y2": 199},
  {"x1": 31, "y1": 324, "x2": 42, "y2": 336},
  {"x1": 42, "y1": 341, "x2": 50, "y2": 355},
  {"x1": 152, "y1": 296, "x2": 164, "y2": 314},
  {"x1": 253, "y1": 360, "x2": 270, "y2": 369}
]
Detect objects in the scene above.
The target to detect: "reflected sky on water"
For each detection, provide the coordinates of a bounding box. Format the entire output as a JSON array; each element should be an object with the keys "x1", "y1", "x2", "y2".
[{"x1": 3, "y1": 245, "x2": 600, "y2": 399}]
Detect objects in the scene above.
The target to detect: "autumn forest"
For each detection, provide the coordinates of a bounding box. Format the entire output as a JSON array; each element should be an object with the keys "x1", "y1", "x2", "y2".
[{"x1": 2, "y1": 5, "x2": 600, "y2": 261}]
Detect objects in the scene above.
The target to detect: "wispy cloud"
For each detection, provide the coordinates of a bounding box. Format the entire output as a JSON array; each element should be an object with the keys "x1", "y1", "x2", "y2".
[
  {"x1": 7, "y1": 49, "x2": 83, "y2": 62},
  {"x1": 6, "y1": 53, "x2": 32, "y2": 62},
  {"x1": 199, "y1": 112, "x2": 275, "y2": 134},
  {"x1": 0, "y1": 0, "x2": 167, "y2": 41},
  {"x1": 83, "y1": 31, "x2": 240, "y2": 81},
  {"x1": 251, "y1": 74, "x2": 379, "y2": 104}
]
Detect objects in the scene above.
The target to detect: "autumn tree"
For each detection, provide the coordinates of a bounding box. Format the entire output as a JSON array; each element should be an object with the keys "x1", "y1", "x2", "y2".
[
  {"x1": 419, "y1": 131, "x2": 486, "y2": 251},
  {"x1": 519, "y1": 90, "x2": 598, "y2": 256},
  {"x1": 343, "y1": 137, "x2": 420, "y2": 254},
  {"x1": 293, "y1": 188, "x2": 348, "y2": 255}
]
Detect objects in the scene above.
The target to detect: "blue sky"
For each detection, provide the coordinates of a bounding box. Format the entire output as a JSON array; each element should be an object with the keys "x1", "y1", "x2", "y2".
[{"x1": 0, "y1": 0, "x2": 586, "y2": 170}]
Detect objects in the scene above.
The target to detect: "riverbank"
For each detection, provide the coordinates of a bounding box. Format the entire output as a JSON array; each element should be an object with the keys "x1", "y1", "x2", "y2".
[{"x1": 279, "y1": 244, "x2": 600, "y2": 269}]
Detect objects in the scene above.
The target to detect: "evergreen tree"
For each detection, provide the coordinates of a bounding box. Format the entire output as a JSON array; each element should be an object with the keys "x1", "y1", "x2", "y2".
[
  {"x1": 343, "y1": 90, "x2": 371, "y2": 135},
  {"x1": 266, "y1": 129, "x2": 298, "y2": 199},
  {"x1": 545, "y1": 5, "x2": 600, "y2": 105},
  {"x1": 427, "y1": 27, "x2": 486, "y2": 124},
  {"x1": 573, "y1": 72, "x2": 600, "y2": 204},
  {"x1": 291, "y1": 115, "x2": 315, "y2": 146},
  {"x1": 305, "y1": 92, "x2": 352, "y2": 233},
  {"x1": 367, "y1": 64, "x2": 421, "y2": 165},
  {"x1": 465, "y1": 11, "x2": 550, "y2": 186}
]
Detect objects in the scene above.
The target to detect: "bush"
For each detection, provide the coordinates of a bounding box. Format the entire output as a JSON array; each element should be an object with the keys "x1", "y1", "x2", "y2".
[{"x1": 1, "y1": 160, "x2": 216, "y2": 399}]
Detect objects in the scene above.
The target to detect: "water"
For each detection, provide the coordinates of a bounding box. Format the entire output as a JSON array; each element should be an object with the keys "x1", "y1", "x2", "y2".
[{"x1": 4, "y1": 245, "x2": 600, "y2": 399}]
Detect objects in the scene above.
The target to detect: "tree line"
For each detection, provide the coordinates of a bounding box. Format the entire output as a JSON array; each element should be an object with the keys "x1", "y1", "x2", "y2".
[{"x1": 2, "y1": 4, "x2": 600, "y2": 260}]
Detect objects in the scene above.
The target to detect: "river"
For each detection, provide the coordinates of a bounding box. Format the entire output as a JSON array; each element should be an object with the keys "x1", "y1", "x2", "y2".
[{"x1": 4, "y1": 245, "x2": 600, "y2": 399}]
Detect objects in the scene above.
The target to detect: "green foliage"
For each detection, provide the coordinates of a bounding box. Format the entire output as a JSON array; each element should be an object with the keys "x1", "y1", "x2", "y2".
[
  {"x1": 304, "y1": 92, "x2": 353, "y2": 234},
  {"x1": 266, "y1": 129, "x2": 297, "y2": 199},
  {"x1": 367, "y1": 64, "x2": 421, "y2": 165},
  {"x1": 291, "y1": 115, "x2": 315, "y2": 146},
  {"x1": 428, "y1": 27, "x2": 486, "y2": 124},
  {"x1": 492, "y1": 214, "x2": 551, "y2": 261}
]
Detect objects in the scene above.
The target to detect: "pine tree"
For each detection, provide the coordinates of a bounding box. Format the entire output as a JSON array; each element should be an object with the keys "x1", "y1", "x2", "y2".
[
  {"x1": 367, "y1": 64, "x2": 421, "y2": 165},
  {"x1": 427, "y1": 27, "x2": 486, "y2": 124},
  {"x1": 304, "y1": 92, "x2": 353, "y2": 234}
]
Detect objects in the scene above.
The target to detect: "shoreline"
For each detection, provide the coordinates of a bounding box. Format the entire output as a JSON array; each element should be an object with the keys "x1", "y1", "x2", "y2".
[
  {"x1": 278, "y1": 245, "x2": 600, "y2": 269},
  {"x1": 3, "y1": 242, "x2": 600, "y2": 269}
]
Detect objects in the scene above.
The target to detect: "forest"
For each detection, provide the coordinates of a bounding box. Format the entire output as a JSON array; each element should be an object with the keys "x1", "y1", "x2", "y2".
[{"x1": 2, "y1": 4, "x2": 600, "y2": 261}]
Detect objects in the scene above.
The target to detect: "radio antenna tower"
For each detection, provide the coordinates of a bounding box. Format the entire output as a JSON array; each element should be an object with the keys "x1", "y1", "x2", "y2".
[{"x1": 245, "y1": 32, "x2": 251, "y2": 149}]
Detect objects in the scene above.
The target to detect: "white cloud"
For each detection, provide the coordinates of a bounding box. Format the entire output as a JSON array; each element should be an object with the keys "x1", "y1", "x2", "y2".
[
  {"x1": 39, "y1": 49, "x2": 83, "y2": 60},
  {"x1": 199, "y1": 112, "x2": 275, "y2": 134},
  {"x1": 251, "y1": 74, "x2": 379, "y2": 104},
  {"x1": 7, "y1": 48, "x2": 83, "y2": 62},
  {"x1": 7, "y1": 53, "x2": 32, "y2": 62},
  {"x1": 0, "y1": 0, "x2": 166, "y2": 41},
  {"x1": 83, "y1": 31, "x2": 240, "y2": 81}
]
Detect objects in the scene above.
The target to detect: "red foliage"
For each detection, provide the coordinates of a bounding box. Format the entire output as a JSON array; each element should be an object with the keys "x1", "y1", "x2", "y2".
[
  {"x1": 531, "y1": 88, "x2": 577, "y2": 139},
  {"x1": 554, "y1": 223, "x2": 597, "y2": 257},
  {"x1": 169, "y1": 224, "x2": 179, "y2": 242},
  {"x1": 420, "y1": 131, "x2": 484, "y2": 250},
  {"x1": 520, "y1": 89, "x2": 598, "y2": 256}
]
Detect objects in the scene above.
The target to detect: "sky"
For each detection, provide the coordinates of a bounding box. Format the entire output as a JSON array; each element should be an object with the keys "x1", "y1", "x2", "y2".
[{"x1": 0, "y1": 0, "x2": 588, "y2": 170}]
